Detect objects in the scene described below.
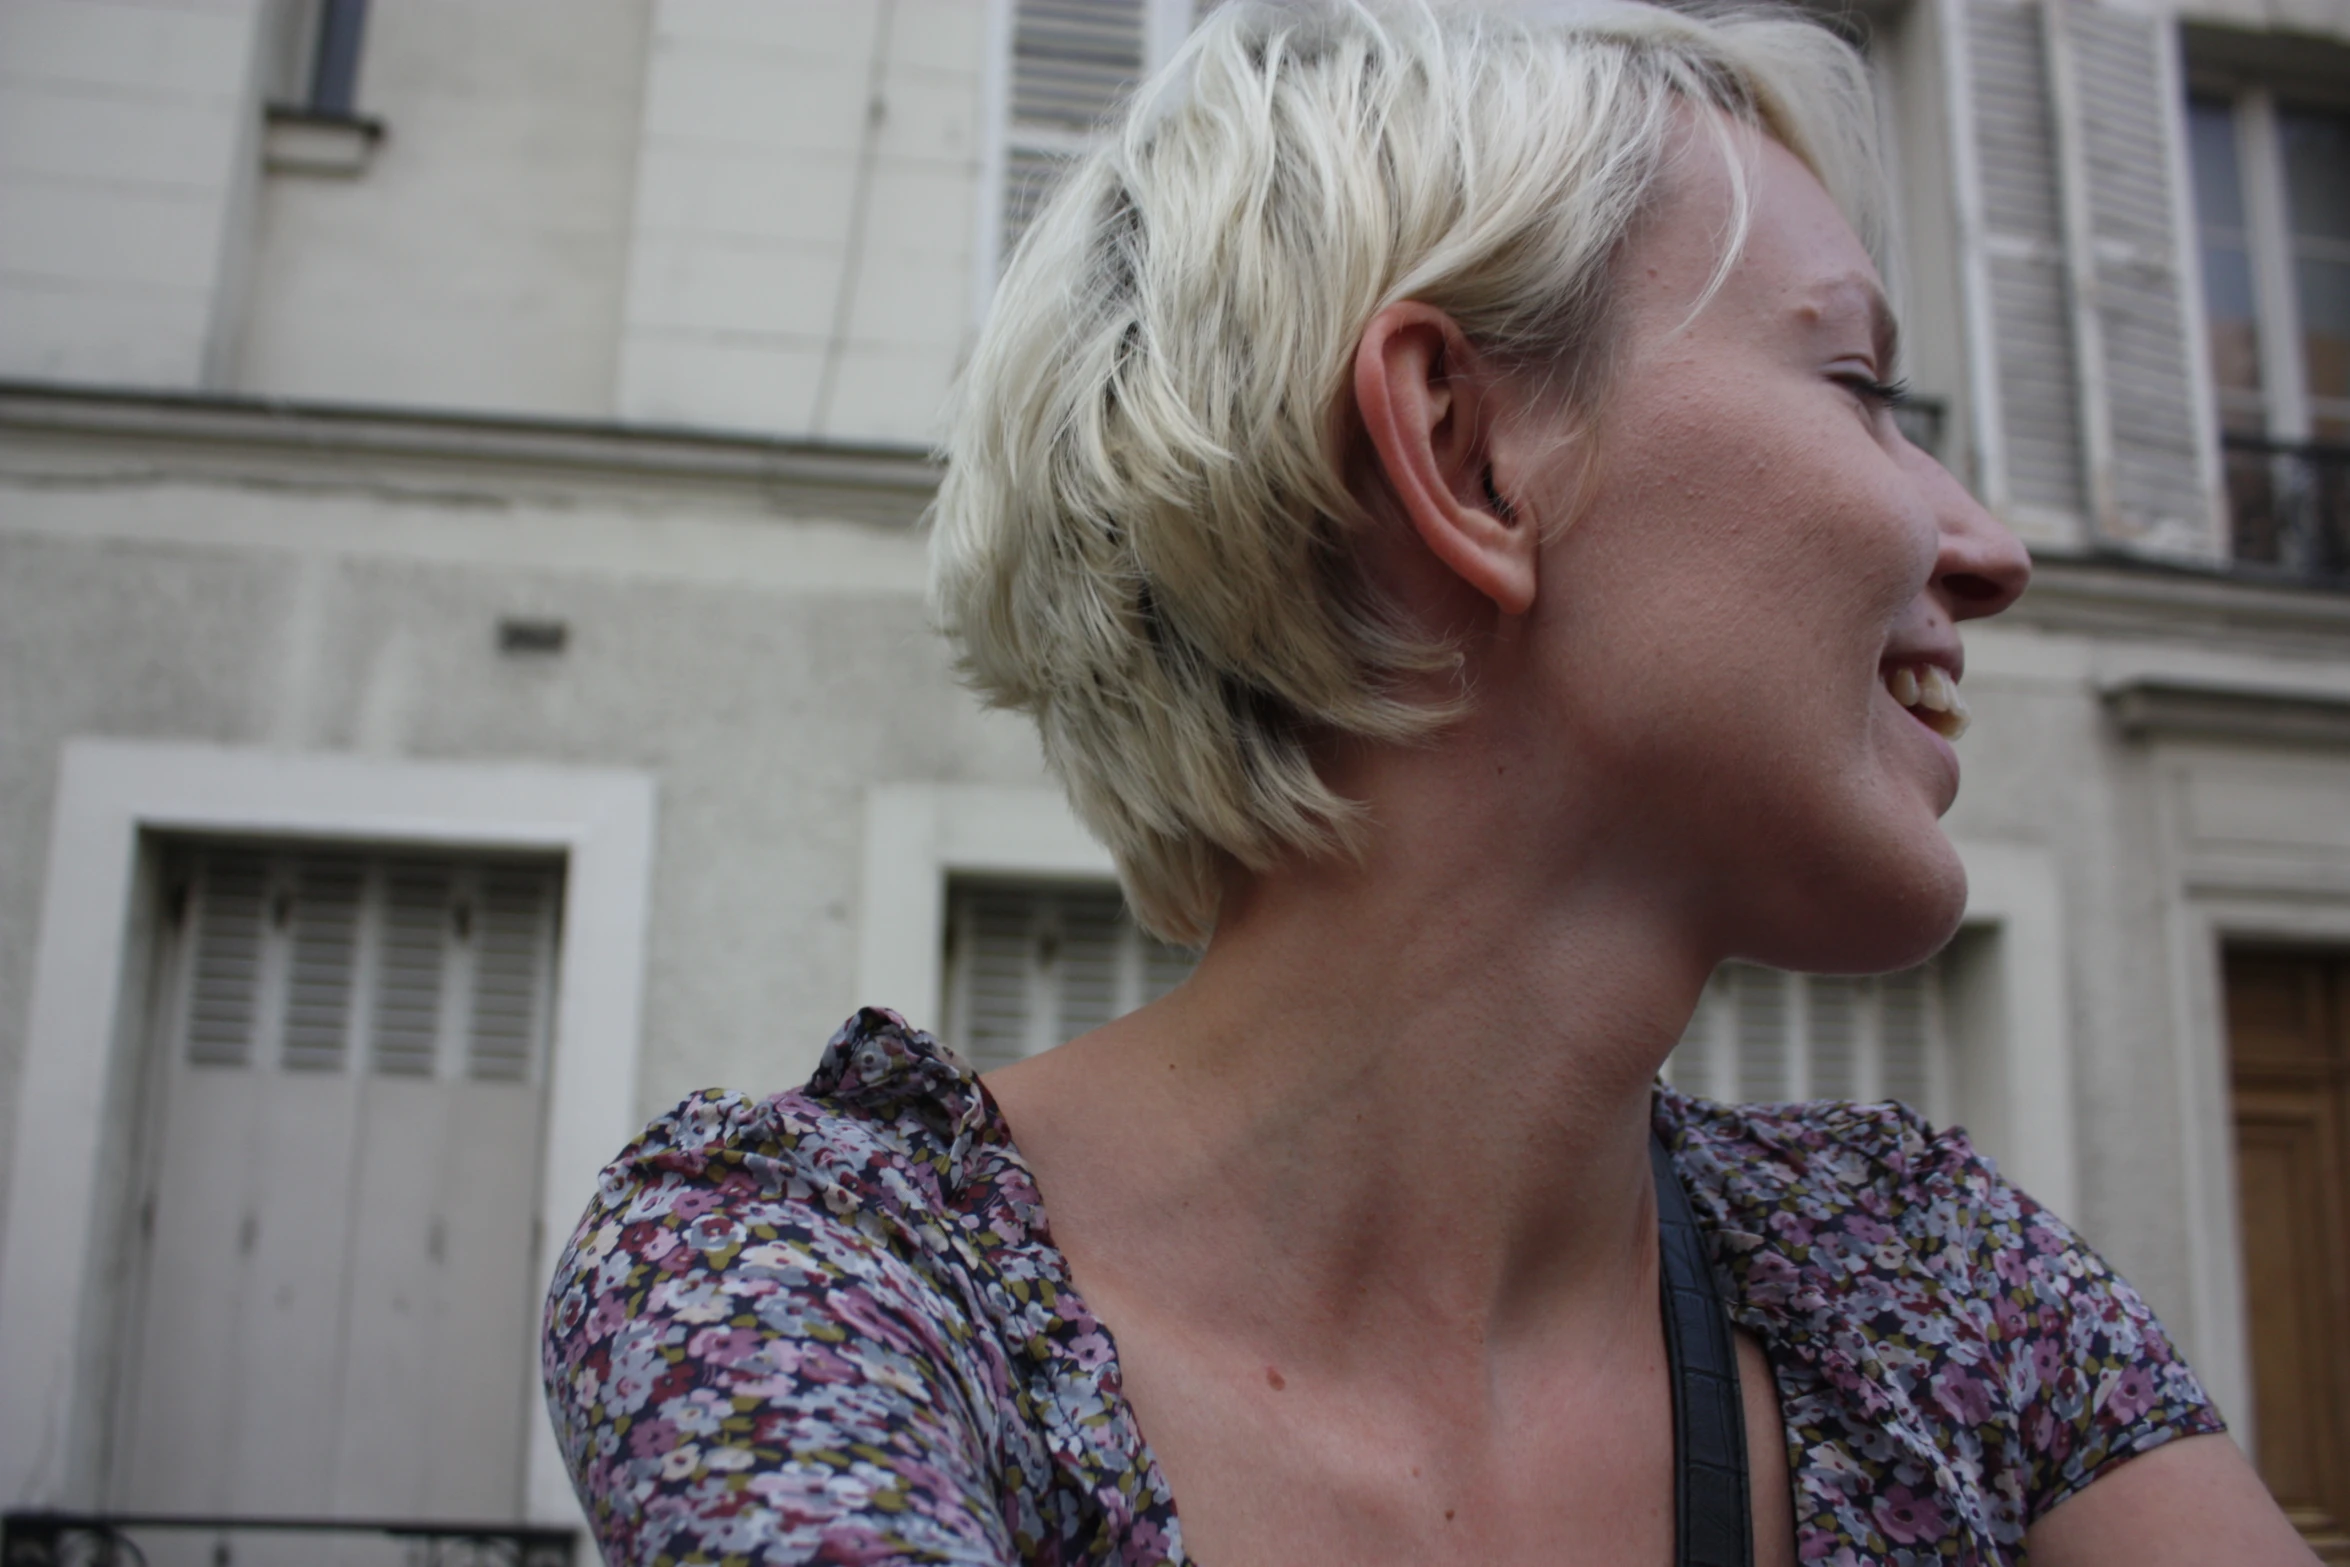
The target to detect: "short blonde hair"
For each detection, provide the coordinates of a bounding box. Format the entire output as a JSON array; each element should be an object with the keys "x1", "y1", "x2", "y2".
[{"x1": 931, "y1": 0, "x2": 1886, "y2": 944}]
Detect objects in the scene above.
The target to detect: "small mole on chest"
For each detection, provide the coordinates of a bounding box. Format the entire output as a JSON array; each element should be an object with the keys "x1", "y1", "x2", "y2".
[{"x1": 1264, "y1": 1366, "x2": 1285, "y2": 1391}]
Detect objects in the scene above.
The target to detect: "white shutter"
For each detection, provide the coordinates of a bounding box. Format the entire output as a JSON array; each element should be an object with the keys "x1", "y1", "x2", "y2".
[
  {"x1": 1734, "y1": 966, "x2": 1793, "y2": 1104},
  {"x1": 2050, "y1": 2, "x2": 2223, "y2": 555},
  {"x1": 185, "y1": 851, "x2": 269, "y2": 1068},
  {"x1": 1964, "y1": 0, "x2": 2093, "y2": 532},
  {"x1": 943, "y1": 880, "x2": 1198, "y2": 1071},
  {"x1": 467, "y1": 866, "x2": 558, "y2": 1082},
  {"x1": 1668, "y1": 960, "x2": 1950, "y2": 1118},
  {"x1": 999, "y1": 0, "x2": 1147, "y2": 260},
  {"x1": 1951, "y1": 0, "x2": 2222, "y2": 555},
  {"x1": 371, "y1": 861, "x2": 450, "y2": 1077},
  {"x1": 118, "y1": 842, "x2": 564, "y2": 1524},
  {"x1": 280, "y1": 858, "x2": 363, "y2": 1073},
  {"x1": 1015, "y1": 0, "x2": 1148, "y2": 133}
]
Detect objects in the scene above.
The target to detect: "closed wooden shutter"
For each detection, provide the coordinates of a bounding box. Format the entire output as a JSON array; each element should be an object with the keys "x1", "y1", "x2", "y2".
[
  {"x1": 1001, "y1": 0, "x2": 1147, "y2": 260},
  {"x1": 1668, "y1": 959, "x2": 1950, "y2": 1118},
  {"x1": 1954, "y1": 0, "x2": 2221, "y2": 554},
  {"x1": 942, "y1": 880, "x2": 1196, "y2": 1071},
  {"x1": 2054, "y1": 3, "x2": 2219, "y2": 553},
  {"x1": 115, "y1": 842, "x2": 563, "y2": 1522},
  {"x1": 1965, "y1": 0, "x2": 2092, "y2": 530}
]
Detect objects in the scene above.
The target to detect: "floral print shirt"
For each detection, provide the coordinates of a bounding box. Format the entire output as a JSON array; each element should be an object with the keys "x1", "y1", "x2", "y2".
[{"x1": 542, "y1": 1009, "x2": 2222, "y2": 1565}]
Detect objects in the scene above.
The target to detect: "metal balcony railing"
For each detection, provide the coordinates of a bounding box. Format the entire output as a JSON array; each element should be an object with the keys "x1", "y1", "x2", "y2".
[
  {"x1": 2222, "y1": 434, "x2": 2350, "y2": 584},
  {"x1": 0, "y1": 1510, "x2": 576, "y2": 1567}
]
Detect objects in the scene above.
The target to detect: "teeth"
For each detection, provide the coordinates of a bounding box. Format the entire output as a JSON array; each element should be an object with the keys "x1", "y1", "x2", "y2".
[{"x1": 1885, "y1": 662, "x2": 1971, "y2": 741}]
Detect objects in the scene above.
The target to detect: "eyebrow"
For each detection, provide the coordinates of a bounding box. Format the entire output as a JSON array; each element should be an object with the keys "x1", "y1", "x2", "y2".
[
  {"x1": 1868, "y1": 286, "x2": 1901, "y2": 378},
  {"x1": 1801, "y1": 277, "x2": 1903, "y2": 376}
]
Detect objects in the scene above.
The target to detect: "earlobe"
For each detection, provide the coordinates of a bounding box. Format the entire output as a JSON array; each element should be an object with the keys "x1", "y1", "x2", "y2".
[{"x1": 1352, "y1": 302, "x2": 1539, "y2": 618}]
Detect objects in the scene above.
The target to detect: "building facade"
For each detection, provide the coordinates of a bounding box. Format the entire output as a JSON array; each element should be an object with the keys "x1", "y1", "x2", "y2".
[{"x1": 0, "y1": 0, "x2": 2346, "y2": 1557}]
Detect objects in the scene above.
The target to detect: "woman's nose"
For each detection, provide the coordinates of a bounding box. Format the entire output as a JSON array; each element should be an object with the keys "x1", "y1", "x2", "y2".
[{"x1": 1920, "y1": 454, "x2": 2031, "y2": 621}]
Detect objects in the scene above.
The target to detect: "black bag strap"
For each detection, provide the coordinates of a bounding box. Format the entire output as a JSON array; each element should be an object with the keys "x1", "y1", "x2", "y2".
[{"x1": 1651, "y1": 1131, "x2": 1753, "y2": 1567}]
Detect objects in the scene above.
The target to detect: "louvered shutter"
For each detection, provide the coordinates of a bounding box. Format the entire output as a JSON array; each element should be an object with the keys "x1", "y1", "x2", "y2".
[
  {"x1": 2054, "y1": 3, "x2": 2221, "y2": 554},
  {"x1": 1953, "y1": 0, "x2": 2222, "y2": 555},
  {"x1": 1962, "y1": 0, "x2": 2093, "y2": 534},
  {"x1": 468, "y1": 867, "x2": 558, "y2": 1082},
  {"x1": 1668, "y1": 960, "x2": 1949, "y2": 1117},
  {"x1": 184, "y1": 850, "x2": 268, "y2": 1067},
  {"x1": 1001, "y1": 1, "x2": 1148, "y2": 260},
  {"x1": 120, "y1": 843, "x2": 564, "y2": 1521},
  {"x1": 372, "y1": 862, "x2": 450, "y2": 1076},
  {"x1": 943, "y1": 881, "x2": 1197, "y2": 1071}
]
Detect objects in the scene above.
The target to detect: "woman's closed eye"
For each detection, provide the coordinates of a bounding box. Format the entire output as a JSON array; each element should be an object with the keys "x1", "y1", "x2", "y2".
[{"x1": 1833, "y1": 370, "x2": 1911, "y2": 412}]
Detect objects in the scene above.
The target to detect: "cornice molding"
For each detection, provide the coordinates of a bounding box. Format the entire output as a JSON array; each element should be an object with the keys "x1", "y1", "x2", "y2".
[
  {"x1": 2103, "y1": 677, "x2": 2350, "y2": 746},
  {"x1": 2009, "y1": 552, "x2": 2350, "y2": 650},
  {"x1": 0, "y1": 380, "x2": 942, "y2": 525}
]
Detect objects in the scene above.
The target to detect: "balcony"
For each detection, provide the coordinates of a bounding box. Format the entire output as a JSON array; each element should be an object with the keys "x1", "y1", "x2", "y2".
[
  {"x1": 0, "y1": 1510, "x2": 577, "y2": 1567},
  {"x1": 2223, "y1": 435, "x2": 2350, "y2": 585}
]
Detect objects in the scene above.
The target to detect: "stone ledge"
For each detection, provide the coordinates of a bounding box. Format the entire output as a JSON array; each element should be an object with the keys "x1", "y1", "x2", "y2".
[
  {"x1": 0, "y1": 380, "x2": 941, "y2": 525},
  {"x1": 2104, "y1": 677, "x2": 2350, "y2": 745}
]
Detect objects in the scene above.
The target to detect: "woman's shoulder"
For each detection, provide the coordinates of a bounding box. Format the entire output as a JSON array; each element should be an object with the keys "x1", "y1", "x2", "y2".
[
  {"x1": 1656, "y1": 1086, "x2": 2223, "y2": 1550},
  {"x1": 553, "y1": 1008, "x2": 1060, "y2": 1318},
  {"x1": 541, "y1": 1011, "x2": 1137, "y2": 1564},
  {"x1": 1653, "y1": 1086, "x2": 2000, "y2": 1238}
]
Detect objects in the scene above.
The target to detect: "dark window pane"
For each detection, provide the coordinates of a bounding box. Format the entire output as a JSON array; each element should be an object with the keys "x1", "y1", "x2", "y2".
[
  {"x1": 2204, "y1": 242, "x2": 2264, "y2": 395},
  {"x1": 2282, "y1": 104, "x2": 2350, "y2": 244},
  {"x1": 2190, "y1": 96, "x2": 2248, "y2": 230}
]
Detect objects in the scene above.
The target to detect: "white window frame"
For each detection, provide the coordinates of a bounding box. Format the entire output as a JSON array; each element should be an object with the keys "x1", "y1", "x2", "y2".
[
  {"x1": 856, "y1": 783, "x2": 2077, "y2": 1213},
  {"x1": 859, "y1": 784, "x2": 1119, "y2": 1033},
  {"x1": 0, "y1": 740, "x2": 657, "y2": 1527},
  {"x1": 971, "y1": 0, "x2": 1200, "y2": 325}
]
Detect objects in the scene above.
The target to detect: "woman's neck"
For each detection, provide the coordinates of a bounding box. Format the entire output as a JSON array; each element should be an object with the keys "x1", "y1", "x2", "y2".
[{"x1": 983, "y1": 808, "x2": 1717, "y2": 1377}]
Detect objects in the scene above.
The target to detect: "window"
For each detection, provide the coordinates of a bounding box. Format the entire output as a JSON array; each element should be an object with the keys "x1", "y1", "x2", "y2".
[
  {"x1": 2186, "y1": 83, "x2": 2350, "y2": 574},
  {"x1": 987, "y1": 0, "x2": 1199, "y2": 277},
  {"x1": 1665, "y1": 959, "x2": 1950, "y2": 1119},
  {"x1": 941, "y1": 879, "x2": 1194, "y2": 1071},
  {"x1": 262, "y1": 0, "x2": 380, "y2": 175},
  {"x1": 267, "y1": 0, "x2": 371, "y2": 118},
  {"x1": 109, "y1": 840, "x2": 561, "y2": 1517}
]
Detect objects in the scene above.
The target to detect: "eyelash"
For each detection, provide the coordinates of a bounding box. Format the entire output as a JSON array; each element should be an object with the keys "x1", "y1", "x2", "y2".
[{"x1": 1841, "y1": 374, "x2": 1911, "y2": 409}]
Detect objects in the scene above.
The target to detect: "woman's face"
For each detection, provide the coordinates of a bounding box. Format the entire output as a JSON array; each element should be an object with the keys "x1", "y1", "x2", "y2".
[{"x1": 1513, "y1": 121, "x2": 2030, "y2": 974}]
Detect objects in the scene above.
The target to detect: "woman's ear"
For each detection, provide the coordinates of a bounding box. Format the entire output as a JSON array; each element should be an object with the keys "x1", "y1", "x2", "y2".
[{"x1": 1353, "y1": 303, "x2": 1537, "y2": 617}]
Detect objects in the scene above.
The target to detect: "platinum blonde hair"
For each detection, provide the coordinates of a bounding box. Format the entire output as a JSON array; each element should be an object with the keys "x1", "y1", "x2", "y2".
[{"x1": 931, "y1": 0, "x2": 1887, "y2": 944}]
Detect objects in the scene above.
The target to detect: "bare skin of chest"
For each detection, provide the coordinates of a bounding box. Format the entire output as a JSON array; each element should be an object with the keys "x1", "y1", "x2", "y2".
[{"x1": 1110, "y1": 1312, "x2": 1799, "y2": 1566}]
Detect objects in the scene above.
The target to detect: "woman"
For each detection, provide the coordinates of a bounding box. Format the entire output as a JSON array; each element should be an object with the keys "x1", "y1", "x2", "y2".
[{"x1": 544, "y1": 3, "x2": 2316, "y2": 1562}]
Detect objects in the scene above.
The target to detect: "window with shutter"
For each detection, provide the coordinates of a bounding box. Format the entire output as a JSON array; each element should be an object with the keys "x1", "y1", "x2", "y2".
[
  {"x1": 1963, "y1": 0, "x2": 2092, "y2": 532},
  {"x1": 988, "y1": 0, "x2": 1200, "y2": 277},
  {"x1": 2060, "y1": 7, "x2": 2214, "y2": 554},
  {"x1": 112, "y1": 841, "x2": 564, "y2": 1522},
  {"x1": 941, "y1": 879, "x2": 1197, "y2": 1071},
  {"x1": 1951, "y1": 0, "x2": 2222, "y2": 556},
  {"x1": 1665, "y1": 959, "x2": 1951, "y2": 1119}
]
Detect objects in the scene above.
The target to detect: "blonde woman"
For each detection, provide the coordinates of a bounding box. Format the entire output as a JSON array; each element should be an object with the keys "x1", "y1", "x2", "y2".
[{"x1": 544, "y1": 3, "x2": 2314, "y2": 1562}]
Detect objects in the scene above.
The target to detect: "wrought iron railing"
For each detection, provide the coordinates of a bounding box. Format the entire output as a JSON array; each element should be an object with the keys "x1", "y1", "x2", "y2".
[
  {"x1": 0, "y1": 1510, "x2": 576, "y2": 1567},
  {"x1": 2222, "y1": 434, "x2": 2350, "y2": 584}
]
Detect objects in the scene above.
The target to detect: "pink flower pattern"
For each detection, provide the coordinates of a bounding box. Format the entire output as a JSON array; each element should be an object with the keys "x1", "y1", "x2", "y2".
[{"x1": 543, "y1": 1010, "x2": 2221, "y2": 1564}]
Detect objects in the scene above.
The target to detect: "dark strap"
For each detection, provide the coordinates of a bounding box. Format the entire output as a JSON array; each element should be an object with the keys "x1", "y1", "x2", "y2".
[{"x1": 1652, "y1": 1132, "x2": 1752, "y2": 1567}]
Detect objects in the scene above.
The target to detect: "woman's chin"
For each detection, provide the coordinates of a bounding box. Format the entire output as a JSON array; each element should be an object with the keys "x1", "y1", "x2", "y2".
[{"x1": 1735, "y1": 834, "x2": 1970, "y2": 977}]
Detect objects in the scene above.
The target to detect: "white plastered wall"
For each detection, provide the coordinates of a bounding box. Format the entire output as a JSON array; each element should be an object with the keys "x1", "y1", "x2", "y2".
[{"x1": 0, "y1": 740, "x2": 657, "y2": 1527}]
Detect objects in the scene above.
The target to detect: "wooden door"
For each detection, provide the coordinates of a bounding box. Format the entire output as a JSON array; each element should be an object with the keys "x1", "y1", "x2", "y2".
[{"x1": 2228, "y1": 948, "x2": 2350, "y2": 1562}]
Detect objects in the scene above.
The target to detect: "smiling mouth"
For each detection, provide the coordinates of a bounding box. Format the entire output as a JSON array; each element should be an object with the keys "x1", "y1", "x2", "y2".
[{"x1": 1884, "y1": 662, "x2": 1970, "y2": 740}]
